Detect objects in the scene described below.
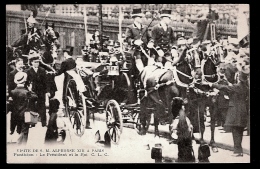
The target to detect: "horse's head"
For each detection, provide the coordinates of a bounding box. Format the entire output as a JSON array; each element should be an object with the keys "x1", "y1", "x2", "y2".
[{"x1": 44, "y1": 22, "x2": 60, "y2": 46}]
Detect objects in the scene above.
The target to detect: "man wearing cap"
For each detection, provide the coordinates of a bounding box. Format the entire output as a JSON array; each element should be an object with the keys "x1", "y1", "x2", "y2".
[
  {"x1": 11, "y1": 13, "x2": 43, "y2": 55},
  {"x1": 11, "y1": 72, "x2": 38, "y2": 144},
  {"x1": 26, "y1": 54, "x2": 50, "y2": 127},
  {"x1": 202, "y1": 66, "x2": 249, "y2": 157},
  {"x1": 125, "y1": 4, "x2": 151, "y2": 73},
  {"x1": 147, "y1": 6, "x2": 176, "y2": 67}
]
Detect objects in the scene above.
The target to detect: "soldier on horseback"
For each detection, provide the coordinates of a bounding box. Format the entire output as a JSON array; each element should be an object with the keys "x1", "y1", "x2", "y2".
[{"x1": 11, "y1": 12, "x2": 43, "y2": 59}]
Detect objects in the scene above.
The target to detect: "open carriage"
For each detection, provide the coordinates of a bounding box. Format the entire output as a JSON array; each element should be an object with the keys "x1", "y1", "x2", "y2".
[{"x1": 63, "y1": 51, "x2": 144, "y2": 144}]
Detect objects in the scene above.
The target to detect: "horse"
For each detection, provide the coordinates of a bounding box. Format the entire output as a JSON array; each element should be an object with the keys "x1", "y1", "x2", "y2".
[
  {"x1": 193, "y1": 41, "x2": 224, "y2": 152},
  {"x1": 138, "y1": 46, "x2": 195, "y2": 137}
]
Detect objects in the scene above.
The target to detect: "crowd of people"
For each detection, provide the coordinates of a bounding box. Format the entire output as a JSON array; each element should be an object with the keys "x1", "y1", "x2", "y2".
[{"x1": 7, "y1": 4, "x2": 249, "y2": 161}]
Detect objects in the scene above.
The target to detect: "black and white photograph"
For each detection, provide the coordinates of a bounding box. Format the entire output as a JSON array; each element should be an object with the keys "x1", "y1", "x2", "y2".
[{"x1": 6, "y1": 4, "x2": 250, "y2": 163}]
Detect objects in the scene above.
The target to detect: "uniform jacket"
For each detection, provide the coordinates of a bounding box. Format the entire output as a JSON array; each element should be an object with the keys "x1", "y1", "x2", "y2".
[
  {"x1": 150, "y1": 23, "x2": 176, "y2": 52},
  {"x1": 11, "y1": 86, "x2": 38, "y2": 119},
  {"x1": 56, "y1": 57, "x2": 77, "y2": 76},
  {"x1": 26, "y1": 67, "x2": 48, "y2": 96},
  {"x1": 125, "y1": 23, "x2": 151, "y2": 46},
  {"x1": 11, "y1": 28, "x2": 43, "y2": 55},
  {"x1": 212, "y1": 81, "x2": 249, "y2": 127}
]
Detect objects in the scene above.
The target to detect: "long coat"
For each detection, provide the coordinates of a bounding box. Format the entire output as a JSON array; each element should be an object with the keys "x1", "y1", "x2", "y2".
[
  {"x1": 212, "y1": 81, "x2": 249, "y2": 128},
  {"x1": 150, "y1": 23, "x2": 176, "y2": 53},
  {"x1": 125, "y1": 23, "x2": 151, "y2": 45}
]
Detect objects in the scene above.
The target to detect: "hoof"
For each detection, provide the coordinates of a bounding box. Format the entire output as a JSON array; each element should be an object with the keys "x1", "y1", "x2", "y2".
[{"x1": 212, "y1": 146, "x2": 218, "y2": 153}]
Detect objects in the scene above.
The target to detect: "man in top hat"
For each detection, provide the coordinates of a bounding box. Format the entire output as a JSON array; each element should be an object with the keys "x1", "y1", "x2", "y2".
[
  {"x1": 147, "y1": 6, "x2": 176, "y2": 67},
  {"x1": 55, "y1": 46, "x2": 96, "y2": 116},
  {"x1": 125, "y1": 4, "x2": 152, "y2": 73},
  {"x1": 203, "y1": 65, "x2": 249, "y2": 157},
  {"x1": 25, "y1": 53, "x2": 50, "y2": 127},
  {"x1": 11, "y1": 13, "x2": 43, "y2": 55}
]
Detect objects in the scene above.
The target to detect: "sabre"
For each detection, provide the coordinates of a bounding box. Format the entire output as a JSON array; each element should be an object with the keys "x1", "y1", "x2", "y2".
[{"x1": 40, "y1": 7, "x2": 51, "y2": 28}]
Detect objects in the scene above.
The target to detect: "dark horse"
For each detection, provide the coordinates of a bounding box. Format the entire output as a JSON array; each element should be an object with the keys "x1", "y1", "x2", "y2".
[
  {"x1": 197, "y1": 42, "x2": 224, "y2": 152},
  {"x1": 138, "y1": 47, "x2": 195, "y2": 137}
]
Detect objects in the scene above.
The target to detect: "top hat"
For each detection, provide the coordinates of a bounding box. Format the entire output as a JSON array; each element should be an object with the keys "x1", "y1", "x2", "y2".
[
  {"x1": 63, "y1": 46, "x2": 74, "y2": 55},
  {"x1": 159, "y1": 6, "x2": 172, "y2": 18},
  {"x1": 131, "y1": 5, "x2": 144, "y2": 18},
  {"x1": 27, "y1": 16, "x2": 37, "y2": 24},
  {"x1": 14, "y1": 72, "x2": 28, "y2": 84}
]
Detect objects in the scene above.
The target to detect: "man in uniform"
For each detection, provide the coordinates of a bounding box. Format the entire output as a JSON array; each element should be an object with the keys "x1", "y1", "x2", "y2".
[
  {"x1": 125, "y1": 4, "x2": 151, "y2": 73},
  {"x1": 147, "y1": 6, "x2": 176, "y2": 67},
  {"x1": 11, "y1": 13, "x2": 43, "y2": 56}
]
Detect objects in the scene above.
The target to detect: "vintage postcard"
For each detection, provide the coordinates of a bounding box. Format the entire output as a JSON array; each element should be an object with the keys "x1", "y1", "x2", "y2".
[{"x1": 6, "y1": 4, "x2": 250, "y2": 163}]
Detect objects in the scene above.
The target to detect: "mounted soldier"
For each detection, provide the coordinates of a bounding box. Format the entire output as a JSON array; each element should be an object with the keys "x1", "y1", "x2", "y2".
[{"x1": 11, "y1": 12, "x2": 43, "y2": 58}]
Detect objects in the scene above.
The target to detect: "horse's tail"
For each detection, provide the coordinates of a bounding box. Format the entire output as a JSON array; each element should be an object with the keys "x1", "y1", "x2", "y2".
[{"x1": 177, "y1": 109, "x2": 191, "y2": 141}]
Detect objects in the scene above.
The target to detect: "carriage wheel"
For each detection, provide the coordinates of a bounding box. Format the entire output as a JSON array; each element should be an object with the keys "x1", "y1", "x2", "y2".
[
  {"x1": 133, "y1": 112, "x2": 151, "y2": 135},
  {"x1": 105, "y1": 100, "x2": 123, "y2": 144},
  {"x1": 64, "y1": 79, "x2": 86, "y2": 137}
]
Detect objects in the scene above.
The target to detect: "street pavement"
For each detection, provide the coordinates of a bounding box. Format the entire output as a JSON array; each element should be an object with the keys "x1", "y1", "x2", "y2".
[{"x1": 6, "y1": 111, "x2": 250, "y2": 163}]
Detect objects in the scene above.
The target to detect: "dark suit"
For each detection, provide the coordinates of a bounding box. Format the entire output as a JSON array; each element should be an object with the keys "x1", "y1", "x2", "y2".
[
  {"x1": 125, "y1": 23, "x2": 151, "y2": 75},
  {"x1": 150, "y1": 22, "x2": 176, "y2": 63},
  {"x1": 212, "y1": 81, "x2": 249, "y2": 153},
  {"x1": 26, "y1": 67, "x2": 48, "y2": 126},
  {"x1": 215, "y1": 77, "x2": 230, "y2": 126},
  {"x1": 56, "y1": 57, "x2": 77, "y2": 104},
  {"x1": 11, "y1": 86, "x2": 37, "y2": 144}
]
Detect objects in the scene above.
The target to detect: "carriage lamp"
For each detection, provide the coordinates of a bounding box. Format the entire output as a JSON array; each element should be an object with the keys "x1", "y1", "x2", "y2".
[{"x1": 107, "y1": 54, "x2": 119, "y2": 76}]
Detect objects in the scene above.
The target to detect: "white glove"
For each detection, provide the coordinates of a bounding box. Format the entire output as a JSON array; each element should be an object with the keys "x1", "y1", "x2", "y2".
[
  {"x1": 147, "y1": 42, "x2": 154, "y2": 49},
  {"x1": 157, "y1": 49, "x2": 164, "y2": 57},
  {"x1": 134, "y1": 39, "x2": 143, "y2": 46},
  {"x1": 171, "y1": 49, "x2": 178, "y2": 58}
]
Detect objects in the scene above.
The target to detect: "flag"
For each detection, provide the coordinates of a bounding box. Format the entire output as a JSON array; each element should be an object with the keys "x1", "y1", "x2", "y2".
[{"x1": 237, "y1": 4, "x2": 249, "y2": 46}]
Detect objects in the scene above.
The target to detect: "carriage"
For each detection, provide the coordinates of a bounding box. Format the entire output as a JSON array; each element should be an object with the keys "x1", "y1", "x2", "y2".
[{"x1": 62, "y1": 50, "x2": 146, "y2": 144}]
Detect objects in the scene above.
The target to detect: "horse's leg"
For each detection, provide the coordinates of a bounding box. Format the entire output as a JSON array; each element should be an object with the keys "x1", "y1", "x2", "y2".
[
  {"x1": 198, "y1": 101, "x2": 206, "y2": 143},
  {"x1": 154, "y1": 104, "x2": 162, "y2": 137},
  {"x1": 209, "y1": 101, "x2": 219, "y2": 152},
  {"x1": 140, "y1": 98, "x2": 148, "y2": 135}
]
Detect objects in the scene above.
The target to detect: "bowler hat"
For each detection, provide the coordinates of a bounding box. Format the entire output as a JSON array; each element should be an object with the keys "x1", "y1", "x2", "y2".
[
  {"x1": 63, "y1": 46, "x2": 74, "y2": 55},
  {"x1": 14, "y1": 72, "x2": 27, "y2": 84},
  {"x1": 131, "y1": 4, "x2": 144, "y2": 18}
]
